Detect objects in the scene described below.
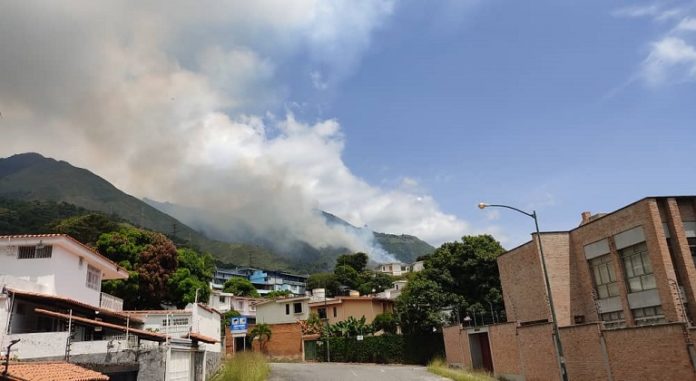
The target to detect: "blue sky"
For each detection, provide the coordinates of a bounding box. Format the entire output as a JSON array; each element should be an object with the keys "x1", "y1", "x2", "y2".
[
  {"x1": 1, "y1": 1, "x2": 695, "y2": 253},
  {"x1": 290, "y1": 0, "x2": 696, "y2": 245}
]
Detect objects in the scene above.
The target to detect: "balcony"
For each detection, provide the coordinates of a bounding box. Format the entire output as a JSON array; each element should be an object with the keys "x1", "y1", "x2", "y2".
[{"x1": 100, "y1": 292, "x2": 124, "y2": 311}]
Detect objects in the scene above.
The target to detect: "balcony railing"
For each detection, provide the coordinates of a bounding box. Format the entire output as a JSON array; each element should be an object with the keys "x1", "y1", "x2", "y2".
[{"x1": 100, "y1": 292, "x2": 124, "y2": 311}]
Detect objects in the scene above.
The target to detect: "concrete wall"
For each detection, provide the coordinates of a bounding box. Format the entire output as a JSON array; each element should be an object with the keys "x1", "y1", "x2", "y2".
[
  {"x1": 442, "y1": 325, "x2": 470, "y2": 368},
  {"x1": 253, "y1": 322, "x2": 303, "y2": 361},
  {"x1": 256, "y1": 299, "x2": 309, "y2": 324},
  {"x1": 189, "y1": 304, "x2": 221, "y2": 353}
]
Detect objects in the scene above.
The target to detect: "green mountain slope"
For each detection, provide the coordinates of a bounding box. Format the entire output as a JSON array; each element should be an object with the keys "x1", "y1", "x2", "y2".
[{"x1": 0, "y1": 153, "x2": 294, "y2": 270}]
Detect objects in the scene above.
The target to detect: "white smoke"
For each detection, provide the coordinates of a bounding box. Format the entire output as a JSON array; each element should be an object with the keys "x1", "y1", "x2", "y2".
[{"x1": 0, "y1": 1, "x2": 471, "y2": 262}]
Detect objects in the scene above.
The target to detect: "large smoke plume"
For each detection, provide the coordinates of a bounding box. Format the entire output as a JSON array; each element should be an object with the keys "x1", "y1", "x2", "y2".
[{"x1": 0, "y1": 1, "x2": 470, "y2": 262}]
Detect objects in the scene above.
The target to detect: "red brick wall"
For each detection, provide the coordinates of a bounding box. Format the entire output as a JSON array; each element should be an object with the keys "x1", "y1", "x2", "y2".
[
  {"x1": 488, "y1": 323, "x2": 521, "y2": 377},
  {"x1": 252, "y1": 322, "x2": 303, "y2": 361},
  {"x1": 517, "y1": 323, "x2": 560, "y2": 381},
  {"x1": 604, "y1": 324, "x2": 695, "y2": 381},
  {"x1": 442, "y1": 325, "x2": 471, "y2": 368},
  {"x1": 559, "y1": 324, "x2": 609, "y2": 381},
  {"x1": 498, "y1": 241, "x2": 550, "y2": 323}
]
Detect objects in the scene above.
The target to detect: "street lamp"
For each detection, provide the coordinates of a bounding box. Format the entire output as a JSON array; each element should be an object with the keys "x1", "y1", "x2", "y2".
[{"x1": 478, "y1": 202, "x2": 568, "y2": 381}]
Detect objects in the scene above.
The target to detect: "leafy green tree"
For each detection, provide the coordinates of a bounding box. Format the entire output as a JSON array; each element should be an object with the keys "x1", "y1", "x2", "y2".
[
  {"x1": 356, "y1": 271, "x2": 394, "y2": 296},
  {"x1": 372, "y1": 312, "x2": 398, "y2": 335},
  {"x1": 223, "y1": 277, "x2": 260, "y2": 297},
  {"x1": 336, "y1": 252, "x2": 369, "y2": 272},
  {"x1": 97, "y1": 227, "x2": 178, "y2": 309},
  {"x1": 250, "y1": 323, "x2": 272, "y2": 353},
  {"x1": 306, "y1": 272, "x2": 341, "y2": 296},
  {"x1": 334, "y1": 264, "x2": 359, "y2": 290},
  {"x1": 168, "y1": 248, "x2": 215, "y2": 307},
  {"x1": 265, "y1": 290, "x2": 292, "y2": 299},
  {"x1": 396, "y1": 235, "x2": 505, "y2": 333}
]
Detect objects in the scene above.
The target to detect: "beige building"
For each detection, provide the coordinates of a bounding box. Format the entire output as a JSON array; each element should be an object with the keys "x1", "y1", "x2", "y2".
[
  {"x1": 308, "y1": 296, "x2": 394, "y2": 324},
  {"x1": 255, "y1": 296, "x2": 310, "y2": 324}
]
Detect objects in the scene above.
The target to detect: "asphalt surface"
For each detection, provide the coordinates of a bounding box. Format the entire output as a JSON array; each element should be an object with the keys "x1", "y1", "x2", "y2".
[{"x1": 269, "y1": 362, "x2": 447, "y2": 381}]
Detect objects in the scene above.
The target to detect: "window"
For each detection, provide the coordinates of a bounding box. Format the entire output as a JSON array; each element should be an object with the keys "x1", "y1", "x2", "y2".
[
  {"x1": 689, "y1": 238, "x2": 696, "y2": 264},
  {"x1": 219, "y1": 296, "x2": 225, "y2": 303},
  {"x1": 333, "y1": 307, "x2": 337, "y2": 317},
  {"x1": 590, "y1": 254, "x2": 619, "y2": 299},
  {"x1": 318, "y1": 307, "x2": 327, "y2": 319},
  {"x1": 293, "y1": 302, "x2": 302, "y2": 314},
  {"x1": 238, "y1": 301, "x2": 244, "y2": 310},
  {"x1": 162, "y1": 317, "x2": 189, "y2": 326},
  {"x1": 600, "y1": 311, "x2": 626, "y2": 329},
  {"x1": 17, "y1": 245, "x2": 52, "y2": 259},
  {"x1": 620, "y1": 242, "x2": 656, "y2": 293},
  {"x1": 250, "y1": 304, "x2": 256, "y2": 311},
  {"x1": 633, "y1": 306, "x2": 666, "y2": 326},
  {"x1": 286, "y1": 304, "x2": 290, "y2": 315},
  {"x1": 86, "y1": 265, "x2": 101, "y2": 290}
]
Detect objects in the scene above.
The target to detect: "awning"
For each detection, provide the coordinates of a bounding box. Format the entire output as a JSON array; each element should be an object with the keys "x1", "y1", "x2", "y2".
[
  {"x1": 34, "y1": 308, "x2": 167, "y2": 342},
  {"x1": 185, "y1": 332, "x2": 219, "y2": 344}
]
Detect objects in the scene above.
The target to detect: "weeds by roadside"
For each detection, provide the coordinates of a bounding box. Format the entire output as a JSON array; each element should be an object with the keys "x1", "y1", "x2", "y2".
[
  {"x1": 427, "y1": 358, "x2": 497, "y2": 381},
  {"x1": 212, "y1": 352, "x2": 270, "y2": 381}
]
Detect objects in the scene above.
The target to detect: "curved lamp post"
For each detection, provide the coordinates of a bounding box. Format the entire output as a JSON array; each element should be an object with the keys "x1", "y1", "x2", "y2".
[{"x1": 478, "y1": 203, "x2": 568, "y2": 381}]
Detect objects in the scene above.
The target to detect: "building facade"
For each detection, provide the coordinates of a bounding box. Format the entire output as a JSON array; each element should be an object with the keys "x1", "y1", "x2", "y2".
[
  {"x1": 212, "y1": 267, "x2": 308, "y2": 296},
  {"x1": 308, "y1": 296, "x2": 394, "y2": 324},
  {"x1": 255, "y1": 296, "x2": 310, "y2": 325},
  {"x1": 208, "y1": 289, "x2": 262, "y2": 323},
  {"x1": 443, "y1": 196, "x2": 696, "y2": 381}
]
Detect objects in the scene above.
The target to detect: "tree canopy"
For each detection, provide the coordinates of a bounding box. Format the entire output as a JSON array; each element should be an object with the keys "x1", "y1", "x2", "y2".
[
  {"x1": 396, "y1": 235, "x2": 505, "y2": 333},
  {"x1": 223, "y1": 277, "x2": 260, "y2": 297}
]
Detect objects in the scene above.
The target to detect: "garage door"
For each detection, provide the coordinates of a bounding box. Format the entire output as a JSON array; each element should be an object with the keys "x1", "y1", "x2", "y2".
[{"x1": 169, "y1": 350, "x2": 192, "y2": 381}]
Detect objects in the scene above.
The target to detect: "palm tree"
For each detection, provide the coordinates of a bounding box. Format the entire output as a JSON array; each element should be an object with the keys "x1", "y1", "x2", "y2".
[{"x1": 250, "y1": 323, "x2": 272, "y2": 354}]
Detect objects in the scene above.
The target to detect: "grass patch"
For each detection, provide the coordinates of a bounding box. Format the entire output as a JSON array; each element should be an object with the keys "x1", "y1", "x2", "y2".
[
  {"x1": 427, "y1": 358, "x2": 497, "y2": 381},
  {"x1": 212, "y1": 352, "x2": 270, "y2": 381}
]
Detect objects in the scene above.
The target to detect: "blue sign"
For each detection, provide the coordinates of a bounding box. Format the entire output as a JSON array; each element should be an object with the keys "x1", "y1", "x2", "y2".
[{"x1": 230, "y1": 317, "x2": 247, "y2": 333}]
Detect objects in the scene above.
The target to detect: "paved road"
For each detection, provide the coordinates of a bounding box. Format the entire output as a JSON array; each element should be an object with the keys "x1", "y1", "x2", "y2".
[{"x1": 269, "y1": 362, "x2": 447, "y2": 381}]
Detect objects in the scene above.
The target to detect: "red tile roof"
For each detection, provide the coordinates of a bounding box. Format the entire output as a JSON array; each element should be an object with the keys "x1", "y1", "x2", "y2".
[
  {"x1": 185, "y1": 332, "x2": 219, "y2": 344},
  {"x1": 0, "y1": 234, "x2": 128, "y2": 275},
  {"x1": 2, "y1": 361, "x2": 109, "y2": 381}
]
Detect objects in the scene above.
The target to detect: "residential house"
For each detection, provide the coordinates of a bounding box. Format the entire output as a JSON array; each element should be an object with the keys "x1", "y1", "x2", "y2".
[
  {"x1": 443, "y1": 196, "x2": 696, "y2": 381},
  {"x1": 376, "y1": 262, "x2": 409, "y2": 277},
  {"x1": 0, "y1": 234, "x2": 222, "y2": 381},
  {"x1": 376, "y1": 280, "x2": 408, "y2": 300},
  {"x1": 255, "y1": 296, "x2": 310, "y2": 325},
  {"x1": 409, "y1": 260, "x2": 425, "y2": 272},
  {"x1": 212, "y1": 267, "x2": 308, "y2": 296},
  {"x1": 207, "y1": 289, "x2": 262, "y2": 324},
  {"x1": 308, "y1": 296, "x2": 394, "y2": 324}
]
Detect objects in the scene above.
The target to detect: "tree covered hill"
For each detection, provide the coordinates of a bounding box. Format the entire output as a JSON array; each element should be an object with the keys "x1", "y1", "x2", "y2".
[{"x1": 0, "y1": 153, "x2": 435, "y2": 271}]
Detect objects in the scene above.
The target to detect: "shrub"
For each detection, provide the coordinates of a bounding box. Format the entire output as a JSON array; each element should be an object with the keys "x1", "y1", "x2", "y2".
[
  {"x1": 319, "y1": 333, "x2": 444, "y2": 364},
  {"x1": 212, "y1": 352, "x2": 269, "y2": 381}
]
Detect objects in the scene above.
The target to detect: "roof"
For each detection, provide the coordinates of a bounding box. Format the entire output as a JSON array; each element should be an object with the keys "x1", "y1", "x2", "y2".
[
  {"x1": 185, "y1": 332, "x2": 219, "y2": 344},
  {"x1": 35, "y1": 308, "x2": 167, "y2": 342},
  {"x1": 308, "y1": 296, "x2": 394, "y2": 307},
  {"x1": 123, "y1": 309, "x2": 188, "y2": 315},
  {"x1": 7, "y1": 288, "x2": 142, "y2": 323},
  {"x1": 2, "y1": 361, "x2": 109, "y2": 381},
  {"x1": 255, "y1": 296, "x2": 310, "y2": 306},
  {"x1": 0, "y1": 234, "x2": 128, "y2": 279}
]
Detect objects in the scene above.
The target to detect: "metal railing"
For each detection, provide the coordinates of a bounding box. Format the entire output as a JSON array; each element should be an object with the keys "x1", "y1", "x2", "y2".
[{"x1": 100, "y1": 292, "x2": 124, "y2": 311}]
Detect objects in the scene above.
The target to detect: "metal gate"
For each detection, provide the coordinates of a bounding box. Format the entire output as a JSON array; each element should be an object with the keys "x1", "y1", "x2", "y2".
[
  {"x1": 304, "y1": 340, "x2": 319, "y2": 361},
  {"x1": 169, "y1": 350, "x2": 192, "y2": 381}
]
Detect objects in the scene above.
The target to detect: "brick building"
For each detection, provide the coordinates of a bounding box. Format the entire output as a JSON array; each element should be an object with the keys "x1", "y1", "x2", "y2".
[{"x1": 444, "y1": 196, "x2": 696, "y2": 380}]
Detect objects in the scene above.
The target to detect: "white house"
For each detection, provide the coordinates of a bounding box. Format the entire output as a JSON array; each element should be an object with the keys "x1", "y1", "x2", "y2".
[
  {"x1": 376, "y1": 262, "x2": 409, "y2": 277},
  {"x1": 410, "y1": 260, "x2": 425, "y2": 273},
  {"x1": 255, "y1": 296, "x2": 309, "y2": 324},
  {"x1": 377, "y1": 280, "x2": 408, "y2": 300},
  {"x1": 207, "y1": 289, "x2": 262, "y2": 323},
  {"x1": 0, "y1": 234, "x2": 128, "y2": 310}
]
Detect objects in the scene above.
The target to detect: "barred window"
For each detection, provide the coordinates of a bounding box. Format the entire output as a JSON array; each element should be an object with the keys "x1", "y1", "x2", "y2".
[
  {"x1": 86, "y1": 265, "x2": 101, "y2": 290},
  {"x1": 162, "y1": 317, "x2": 189, "y2": 326},
  {"x1": 600, "y1": 311, "x2": 626, "y2": 329},
  {"x1": 590, "y1": 254, "x2": 619, "y2": 299},
  {"x1": 633, "y1": 306, "x2": 666, "y2": 326},
  {"x1": 17, "y1": 245, "x2": 52, "y2": 259},
  {"x1": 620, "y1": 242, "x2": 656, "y2": 293}
]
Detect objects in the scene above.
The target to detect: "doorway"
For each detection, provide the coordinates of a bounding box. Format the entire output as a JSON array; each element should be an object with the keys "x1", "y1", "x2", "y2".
[{"x1": 468, "y1": 332, "x2": 494, "y2": 373}]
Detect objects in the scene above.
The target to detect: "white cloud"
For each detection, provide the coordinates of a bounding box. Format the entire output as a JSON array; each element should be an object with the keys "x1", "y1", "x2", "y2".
[
  {"x1": 612, "y1": 4, "x2": 684, "y2": 21},
  {"x1": 677, "y1": 17, "x2": 696, "y2": 31},
  {"x1": 641, "y1": 37, "x2": 696, "y2": 85},
  {"x1": 0, "y1": 0, "x2": 472, "y2": 258}
]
